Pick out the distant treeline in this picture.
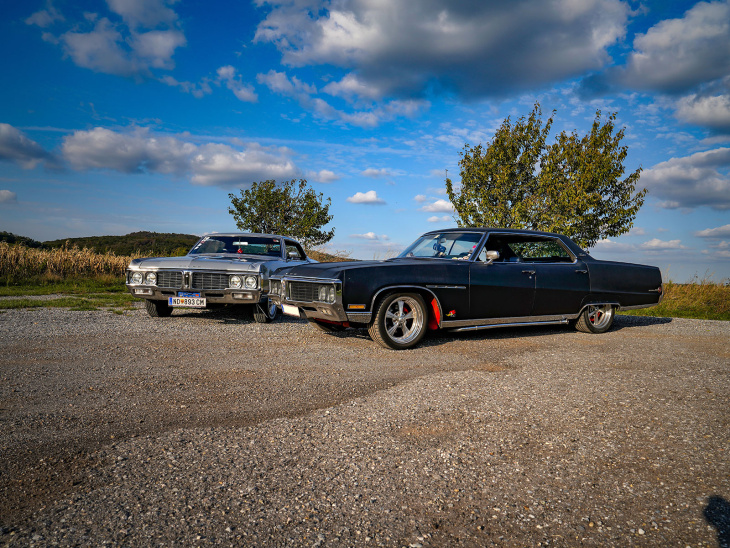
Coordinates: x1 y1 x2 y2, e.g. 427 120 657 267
1 231 199 257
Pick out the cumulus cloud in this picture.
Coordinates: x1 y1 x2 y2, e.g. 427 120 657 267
346 190 385 204
361 168 390 178
640 148 730 210
695 224 730 238
0 190 18 203
621 1 730 94
307 169 339 183
581 1 730 100
25 0 64 28
257 70 427 127
28 0 186 79
350 232 379 240
255 0 629 98
0 123 56 169
414 194 427 203
427 215 451 223
420 199 454 213
675 92 730 131
217 66 258 102
61 127 298 187
639 238 688 250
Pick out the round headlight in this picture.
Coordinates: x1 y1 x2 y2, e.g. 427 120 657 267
131 272 143 284
145 272 157 285
230 275 242 289
245 276 257 289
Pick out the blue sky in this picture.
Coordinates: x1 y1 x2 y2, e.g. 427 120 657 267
1 0 729 281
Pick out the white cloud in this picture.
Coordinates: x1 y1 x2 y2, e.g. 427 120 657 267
676 92 730 131
307 169 339 183
61 127 298 187
30 0 186 79
621 1 730 93
322 73 383 102
159 75 212 98
256 70 316 98
640 238 688 250
255 0 629 98
25 1 64 28
413 194 427 203
350 232 379 240
427 215 451 223
217 66 258 102
420 199 454 213
346 190 385 204
592 239 637 253
106 0 179 29
0 123 56 169
695 224 730 238
0 190 18 203
361 168 390 178
628 227 646 236
641 147 730 210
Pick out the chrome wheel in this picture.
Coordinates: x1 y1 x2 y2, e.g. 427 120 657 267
575 304 614 333
369 293 427 349
253 298 278 323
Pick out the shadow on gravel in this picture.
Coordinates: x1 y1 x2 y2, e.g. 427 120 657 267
612 315 673 330
704 496 730 548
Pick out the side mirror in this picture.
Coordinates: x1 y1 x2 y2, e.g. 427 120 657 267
485 250 500 265
287 250 300 260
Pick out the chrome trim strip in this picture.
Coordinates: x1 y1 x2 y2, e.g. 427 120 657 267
450 319 569 333
442 313 575 329
619 303 658 311
425 285 467 290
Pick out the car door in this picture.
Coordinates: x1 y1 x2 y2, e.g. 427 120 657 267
469 234 536 319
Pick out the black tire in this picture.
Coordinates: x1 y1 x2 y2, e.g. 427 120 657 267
308 319 346 333
253 298 278 323
145 299 172 318
575 304 614 333
368 292 427 350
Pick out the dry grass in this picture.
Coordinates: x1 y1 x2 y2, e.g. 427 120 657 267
0 241 136 283
620 278 730 321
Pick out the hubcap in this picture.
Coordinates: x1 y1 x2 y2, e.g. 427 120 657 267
384 297 423 344
587 304 613 329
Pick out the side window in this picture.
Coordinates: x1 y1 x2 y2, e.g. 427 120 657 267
285 241 305 260
508 238 573 263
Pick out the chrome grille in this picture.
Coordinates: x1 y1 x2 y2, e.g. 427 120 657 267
156 271 183 288
289 281 316 302
192 272 229 290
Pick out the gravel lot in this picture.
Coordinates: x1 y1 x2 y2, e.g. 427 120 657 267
0 305 728 547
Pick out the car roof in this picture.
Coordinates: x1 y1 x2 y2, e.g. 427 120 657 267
424 227 569 238
199 233 302 242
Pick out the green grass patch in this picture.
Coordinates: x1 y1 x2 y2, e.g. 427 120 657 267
619 280 730 321
0 276 137 312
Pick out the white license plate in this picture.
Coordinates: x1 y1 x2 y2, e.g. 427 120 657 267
282 303 300 317
169 297 206 308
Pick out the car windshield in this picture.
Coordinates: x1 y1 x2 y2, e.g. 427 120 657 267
188 236 282 257
398 232 483 260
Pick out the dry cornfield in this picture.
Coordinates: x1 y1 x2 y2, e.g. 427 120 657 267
0 242 138 281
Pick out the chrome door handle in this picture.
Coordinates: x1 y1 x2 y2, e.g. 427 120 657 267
576 270 588 274
522 270 536 275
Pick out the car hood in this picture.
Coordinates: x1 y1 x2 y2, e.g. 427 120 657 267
128 255 275 272
276 260 396 279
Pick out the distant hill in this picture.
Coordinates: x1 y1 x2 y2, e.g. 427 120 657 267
0 231 44 248
41 231 200 256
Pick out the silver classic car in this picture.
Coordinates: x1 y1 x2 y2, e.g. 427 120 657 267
126 233 313 322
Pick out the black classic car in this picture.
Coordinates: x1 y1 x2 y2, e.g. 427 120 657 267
126 233 313 322
269 228 663 349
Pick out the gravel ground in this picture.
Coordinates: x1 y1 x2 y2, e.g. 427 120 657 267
0 305 728 547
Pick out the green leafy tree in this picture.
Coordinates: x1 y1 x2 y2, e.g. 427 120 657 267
446 103 646 249
228 179 335 248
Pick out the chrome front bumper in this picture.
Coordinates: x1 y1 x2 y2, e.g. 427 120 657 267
270 275 362 323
